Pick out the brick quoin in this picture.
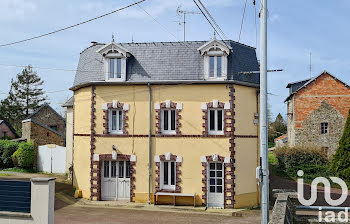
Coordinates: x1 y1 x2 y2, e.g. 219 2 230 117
294 73 350 128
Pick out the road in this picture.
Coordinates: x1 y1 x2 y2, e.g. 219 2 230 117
55 199 261 224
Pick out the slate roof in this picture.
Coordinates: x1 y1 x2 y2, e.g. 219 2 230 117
285 70 350 102
72 40 260 90
26 103 65 122
62 96 74 107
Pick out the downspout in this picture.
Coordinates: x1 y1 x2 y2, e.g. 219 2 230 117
148 83 152 204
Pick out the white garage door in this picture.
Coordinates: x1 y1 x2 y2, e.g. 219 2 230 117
37 145 66 173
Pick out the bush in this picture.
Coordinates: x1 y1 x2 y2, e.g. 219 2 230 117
273 146 330 180
0 140 19 168
331 109 350 180
12 142 34 169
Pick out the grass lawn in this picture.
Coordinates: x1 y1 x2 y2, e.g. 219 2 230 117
0 167 37 173
0 173 10 176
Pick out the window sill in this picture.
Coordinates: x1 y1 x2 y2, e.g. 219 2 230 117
106 78 124 82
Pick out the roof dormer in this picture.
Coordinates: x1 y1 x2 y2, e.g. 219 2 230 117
97 41 131 82
198 39 231 80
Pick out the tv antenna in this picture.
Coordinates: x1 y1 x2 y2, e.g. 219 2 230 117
176 5 200 41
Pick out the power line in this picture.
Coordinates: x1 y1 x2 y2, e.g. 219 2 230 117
196 0 228 40
192 0 223 40
0 0 145 48
131 0 178 41
238 0 248 43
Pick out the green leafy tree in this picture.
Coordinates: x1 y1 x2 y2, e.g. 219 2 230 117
268 113 287 144
0 65 47 131
331 109 350 180
0 85 23 131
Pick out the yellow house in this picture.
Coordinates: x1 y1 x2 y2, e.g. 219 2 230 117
69 38 260 208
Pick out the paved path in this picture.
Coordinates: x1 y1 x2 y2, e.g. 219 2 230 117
54 204 261 224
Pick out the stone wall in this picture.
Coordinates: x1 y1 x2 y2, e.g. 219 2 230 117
295 101 345 156
287 72 350 154
31 106 66 136
29 122 64 146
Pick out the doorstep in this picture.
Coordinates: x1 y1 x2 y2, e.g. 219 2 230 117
56 193 245 217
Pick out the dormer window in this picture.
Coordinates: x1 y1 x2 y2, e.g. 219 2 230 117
96 41 131 82
109 58 122 79
209 56 222 78
198 39 231 80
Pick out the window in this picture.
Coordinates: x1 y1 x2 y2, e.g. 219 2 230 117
50 125 58 131
208 109 224 134
109 109 123 134
209 162 223 193
109 58 122 79
209 56 222 78
161 109 176 134
321 122 328 134
161 161 175 190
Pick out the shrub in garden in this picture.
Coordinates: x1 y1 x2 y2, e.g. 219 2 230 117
0 140 19 168
12 142 34 168
274 145 331 181
331 109 350 180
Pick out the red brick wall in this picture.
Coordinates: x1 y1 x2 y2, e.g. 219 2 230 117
294 73 350 128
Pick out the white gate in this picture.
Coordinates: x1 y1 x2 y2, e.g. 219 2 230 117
37 144 66 173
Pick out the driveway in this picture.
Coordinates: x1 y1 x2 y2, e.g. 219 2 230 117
54 203 261 224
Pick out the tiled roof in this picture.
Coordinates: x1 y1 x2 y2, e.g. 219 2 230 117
0 119 19 138
72 40 260 89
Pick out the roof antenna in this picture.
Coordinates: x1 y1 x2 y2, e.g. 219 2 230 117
176 5 200 42
309 52 312 78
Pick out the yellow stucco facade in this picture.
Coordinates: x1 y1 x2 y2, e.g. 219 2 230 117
72 83 259 208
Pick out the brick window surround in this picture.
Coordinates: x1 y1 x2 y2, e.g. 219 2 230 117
154 152 182 193
201 154 233 208
201 100 232 137
102 100 129 135
91 153 136 202
154 100 182 136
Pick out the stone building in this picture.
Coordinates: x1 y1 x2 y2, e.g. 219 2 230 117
21 104 66 146
0 120 19 139
285 71 350 155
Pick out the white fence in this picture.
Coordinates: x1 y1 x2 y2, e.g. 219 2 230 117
38 144 66 173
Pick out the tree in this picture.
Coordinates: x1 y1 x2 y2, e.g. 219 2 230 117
331 109 350 180
12 65 47 117
0 65 47 131
268 113 287 144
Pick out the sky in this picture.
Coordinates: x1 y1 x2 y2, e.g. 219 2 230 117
0 0 349 119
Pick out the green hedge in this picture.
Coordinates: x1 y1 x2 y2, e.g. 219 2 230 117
273 146 332 181
12 142 34 168
0 140 19 168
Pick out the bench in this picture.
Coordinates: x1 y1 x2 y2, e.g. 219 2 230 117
154 192 196 207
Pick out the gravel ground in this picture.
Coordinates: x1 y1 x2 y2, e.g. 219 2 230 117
54 204 261 224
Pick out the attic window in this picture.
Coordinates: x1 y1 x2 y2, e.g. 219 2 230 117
197 39 231 80
96 42 130 82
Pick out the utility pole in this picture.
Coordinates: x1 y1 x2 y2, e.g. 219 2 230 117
260 0 269 223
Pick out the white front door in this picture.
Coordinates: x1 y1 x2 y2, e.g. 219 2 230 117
101 160 117 200
207 162 224 208
117 161 131 200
